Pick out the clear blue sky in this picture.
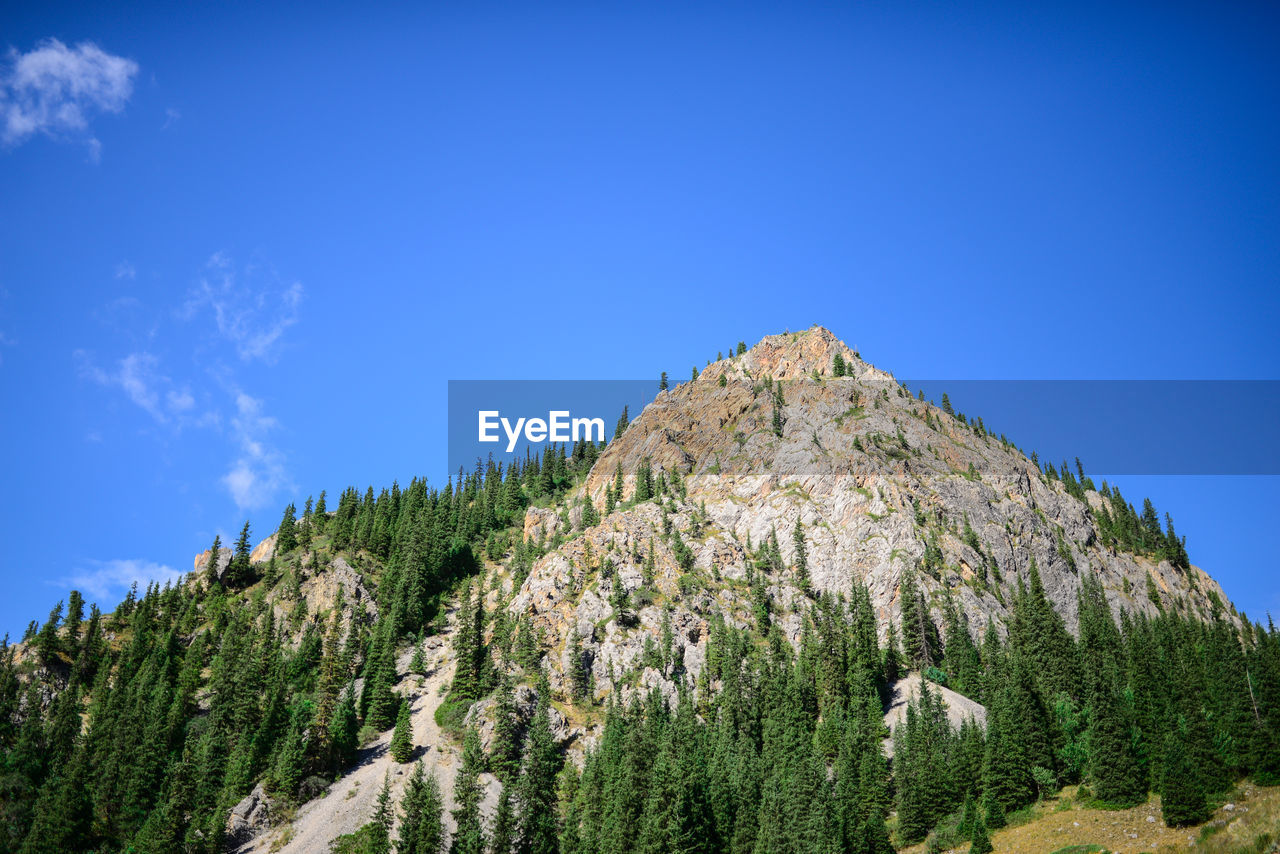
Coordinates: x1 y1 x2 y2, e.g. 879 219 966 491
1 1 1277 636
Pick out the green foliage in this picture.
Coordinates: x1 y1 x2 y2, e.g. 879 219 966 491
1161 728 1210 826
452 728 487 854
390 698 414 763
0 414 1275 854
968 812 993 854
395 762 445 854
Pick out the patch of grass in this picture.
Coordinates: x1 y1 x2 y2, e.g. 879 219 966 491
1048 845 1108 854
833 405 865 426
329 822 385 853
1198 822 1228 843
433 692 472 739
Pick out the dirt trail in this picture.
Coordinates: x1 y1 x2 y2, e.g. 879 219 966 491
242 612 478 853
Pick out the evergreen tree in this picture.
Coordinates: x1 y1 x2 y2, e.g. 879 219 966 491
490 787 514 854
658 372 668 392
225 521 254 588
205 533 223 584
64 591 83 646
398 762 446 854
968 812 993 854
515 679 561 854
792 519 809 593
1160 728 1210 826
391 698 414 763
567 627 590 702
490 676 522 784
369 773 394 854
278 502 298 554
452 728 486 854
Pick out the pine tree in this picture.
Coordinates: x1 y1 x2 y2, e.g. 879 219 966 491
34 601 62 666
792 519 809 593
968 812 993 854
490 676 522 784
330 686 360 768
634 458 653 503
369 772 394 854
567 627 590 702
278 502 298 554
1161 728 1210 826
452 728 487 854
658 372 668 391
391 698 414 763
490 786 515 854
452 582 479 700
772 382 785 437
64 590 83 646
205 534 223 584
397 762 446 854
832 352 846 377
225 521 254 587
515 679 561 854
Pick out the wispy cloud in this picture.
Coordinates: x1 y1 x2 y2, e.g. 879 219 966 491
1 39 138 154
78 252 301 514
114 260 136 280
56 558 182 602
182 253 304 363
162 107 180 129
75 350 199 426
222 390 290 510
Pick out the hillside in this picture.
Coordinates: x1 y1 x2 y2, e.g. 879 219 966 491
513 327 1232 717
0 326 1276 854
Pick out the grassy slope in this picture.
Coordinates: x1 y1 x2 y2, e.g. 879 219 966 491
899 784 1280 854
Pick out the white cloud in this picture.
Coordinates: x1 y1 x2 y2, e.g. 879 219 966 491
57 558 182 602
1 39 139 149
222 390 290 510
75 350 200 425
162 107 180 129
167 388 195 412
183 253 304 363
114 260 136 280
77 252 301 514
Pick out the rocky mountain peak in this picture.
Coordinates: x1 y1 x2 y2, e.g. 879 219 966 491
517 327 1233 715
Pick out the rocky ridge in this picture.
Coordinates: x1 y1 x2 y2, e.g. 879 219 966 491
507 326 1233 746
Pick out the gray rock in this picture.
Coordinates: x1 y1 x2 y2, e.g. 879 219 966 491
225 783 273 848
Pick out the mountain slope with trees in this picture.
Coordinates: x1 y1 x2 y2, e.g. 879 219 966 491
1 327 1276 853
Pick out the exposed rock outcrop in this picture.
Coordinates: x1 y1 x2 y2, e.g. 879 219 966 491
505 326 1233 736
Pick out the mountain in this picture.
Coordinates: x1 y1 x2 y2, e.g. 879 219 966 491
1 326 1275 854
513 326 1232 714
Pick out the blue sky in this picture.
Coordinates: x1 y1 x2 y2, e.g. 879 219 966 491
0 1 1277 635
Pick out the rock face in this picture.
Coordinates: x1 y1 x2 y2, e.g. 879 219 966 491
506 326 1233 736
226 783 273 848
464 683 574 756
193 546 232 579
882 673 986 757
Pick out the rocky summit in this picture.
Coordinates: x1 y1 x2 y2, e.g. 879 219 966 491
512 326 1230 727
